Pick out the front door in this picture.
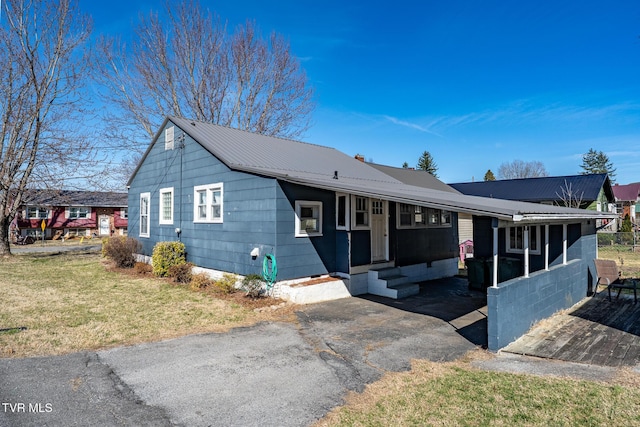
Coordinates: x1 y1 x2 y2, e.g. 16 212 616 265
371 199 387 262
99 216 110 236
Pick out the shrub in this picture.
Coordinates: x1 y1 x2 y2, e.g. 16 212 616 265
168 262 193 284
102 236 141 268
134 262 153 275
190 273 213 291
212 273 238 294
152 241 186 277
241 274 265 298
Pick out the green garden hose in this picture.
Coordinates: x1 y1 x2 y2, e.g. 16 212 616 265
262 253 277 289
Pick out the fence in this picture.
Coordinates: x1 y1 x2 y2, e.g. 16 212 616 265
597 232 640 247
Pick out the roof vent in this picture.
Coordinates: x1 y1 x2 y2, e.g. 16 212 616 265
333 171 339 180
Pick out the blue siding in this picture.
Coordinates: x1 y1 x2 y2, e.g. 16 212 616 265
128 121 278 277
275 182 337 280
128 122 346 281
389 203 459 266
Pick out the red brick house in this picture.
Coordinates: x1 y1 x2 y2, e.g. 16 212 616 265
12 190 128 241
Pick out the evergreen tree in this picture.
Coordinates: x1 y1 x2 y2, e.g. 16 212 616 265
416 151 438 177
484 169 496 181
580 148 616 183
402 162 409 169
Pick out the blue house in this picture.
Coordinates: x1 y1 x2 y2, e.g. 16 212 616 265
127 117 616 350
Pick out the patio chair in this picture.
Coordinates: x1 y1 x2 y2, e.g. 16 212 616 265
593 259 638 303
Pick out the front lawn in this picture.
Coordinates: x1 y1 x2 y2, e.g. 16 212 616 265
0 252 289 357
316 356 640 427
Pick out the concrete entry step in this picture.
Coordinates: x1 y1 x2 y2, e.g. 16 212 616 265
368 268 419 299
388 282 420 299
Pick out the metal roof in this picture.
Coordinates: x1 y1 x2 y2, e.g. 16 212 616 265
23 190 128 207
129 117 616 223
449 174 614 204
612 182 640 202
368 163 460 194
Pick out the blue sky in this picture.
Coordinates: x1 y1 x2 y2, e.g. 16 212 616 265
88 0 640 184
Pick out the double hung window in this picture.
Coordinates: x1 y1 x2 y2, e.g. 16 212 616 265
194 183 223 223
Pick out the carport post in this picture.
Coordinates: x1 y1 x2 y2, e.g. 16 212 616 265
524 225 530 278
562 224 568 265
492 219 498 288
544 224 550 270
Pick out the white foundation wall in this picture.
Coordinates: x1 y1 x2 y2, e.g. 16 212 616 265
397 258 459 283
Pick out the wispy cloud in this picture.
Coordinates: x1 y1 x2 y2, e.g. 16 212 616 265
383 115 442 137
425 99 640 132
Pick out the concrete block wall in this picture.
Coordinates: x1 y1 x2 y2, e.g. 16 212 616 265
487 234 596 351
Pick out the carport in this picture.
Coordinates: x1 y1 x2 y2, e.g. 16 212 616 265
315 174 618 351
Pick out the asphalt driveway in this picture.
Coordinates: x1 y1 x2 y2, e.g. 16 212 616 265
0 294 480 427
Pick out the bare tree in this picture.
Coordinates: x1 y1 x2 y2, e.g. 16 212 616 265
0 0 94 256
498 160 549 179
556 180 585 208
94 0 315 156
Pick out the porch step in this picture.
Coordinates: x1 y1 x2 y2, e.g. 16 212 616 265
388 282 421 299
367 268 420 299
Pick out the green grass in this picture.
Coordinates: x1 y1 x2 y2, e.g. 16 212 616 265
598 245 640 277
317 358 640 427
0 252 263 357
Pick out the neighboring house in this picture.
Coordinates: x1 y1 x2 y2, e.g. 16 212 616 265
450 174 616 240
127 116 615 350
612 182 640 228
13 190 128 240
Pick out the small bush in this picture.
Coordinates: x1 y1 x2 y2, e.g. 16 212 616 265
134 262 153 275
168 263 193 284
152 241 186 277
241 274 265 298
212 273 238 294
102 237 141 268
190 273 213 291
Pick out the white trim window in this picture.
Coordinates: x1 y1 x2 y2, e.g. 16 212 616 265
295 201 323 237
427 208 452 228
26 207 48 219
159 187 174 225
351 196 370 229
140 192 150 237
194 183 223 223
67 206 91 219
121 208 128 219
336 193 349 231
397 203 427 228
165 126 175 150
506 225 541 255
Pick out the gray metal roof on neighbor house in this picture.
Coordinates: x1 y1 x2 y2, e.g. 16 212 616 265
368 163 460 194
129 117 617 223
449 174 614 204
24 190 128 207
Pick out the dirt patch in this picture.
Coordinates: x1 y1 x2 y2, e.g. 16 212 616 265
290 276 342 287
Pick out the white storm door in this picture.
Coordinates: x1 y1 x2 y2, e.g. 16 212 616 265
99 216 110 236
